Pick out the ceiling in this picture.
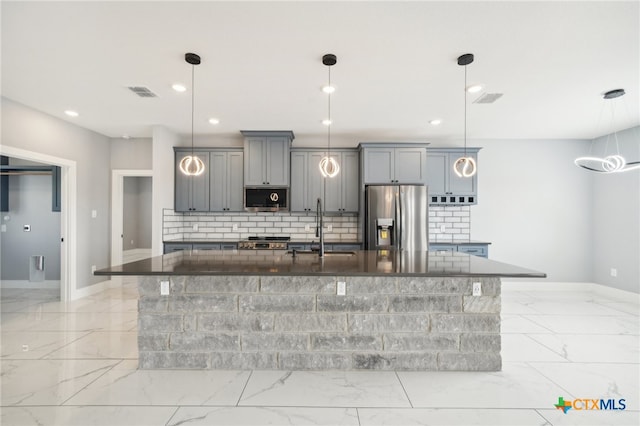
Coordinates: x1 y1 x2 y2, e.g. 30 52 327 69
2 1 639 145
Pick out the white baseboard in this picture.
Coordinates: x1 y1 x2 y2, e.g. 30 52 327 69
1 280 60 289
502 281 639 304
71 279 118 300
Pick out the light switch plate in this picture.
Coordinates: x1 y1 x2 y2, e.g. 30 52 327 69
160 280 170 295
472 282 482 296
337 281 346 296
91 210 97 218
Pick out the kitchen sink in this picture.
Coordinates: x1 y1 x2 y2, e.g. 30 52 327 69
287 250 356 257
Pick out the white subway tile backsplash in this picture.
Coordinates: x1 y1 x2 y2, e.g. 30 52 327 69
163 204 469 242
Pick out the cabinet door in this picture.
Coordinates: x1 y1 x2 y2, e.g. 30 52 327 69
265 137 289 185
341 151 359 212
457 244 488 258
244 138 266 185
209 152 227 212
426 151 448 198
307 152 325 210
290 151 307 212
323 153 342 212
175 152 210 212
394 148 426 184
226 152 244 211
363 148 394 183
448 152 477 196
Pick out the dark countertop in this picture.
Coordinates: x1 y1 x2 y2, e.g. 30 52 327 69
95 249 544 278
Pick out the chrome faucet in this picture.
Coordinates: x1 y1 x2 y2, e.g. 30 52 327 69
316 197 324 257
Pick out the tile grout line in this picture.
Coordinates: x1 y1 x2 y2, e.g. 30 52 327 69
235 369 254 407
394 370 414 409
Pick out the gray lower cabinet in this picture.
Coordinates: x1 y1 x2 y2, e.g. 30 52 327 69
210 151 244 212
164 242 238 253
360 144 428 184
426 148 479 205
175 150 210 212
288 242 362 251
164 243 192 253
242 131 293 186
429 243 488 258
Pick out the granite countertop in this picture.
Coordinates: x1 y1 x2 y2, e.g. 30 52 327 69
96 250 544 278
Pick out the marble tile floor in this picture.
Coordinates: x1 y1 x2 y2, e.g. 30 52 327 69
1 281 638 426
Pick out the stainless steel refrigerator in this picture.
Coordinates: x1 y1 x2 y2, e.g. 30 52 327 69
365 185 429 251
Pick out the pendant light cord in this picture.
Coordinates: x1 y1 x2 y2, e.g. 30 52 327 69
463 64 467 157
191 63 195 157
327 65 332 159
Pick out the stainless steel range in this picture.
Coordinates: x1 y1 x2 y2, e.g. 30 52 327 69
237 236 290 250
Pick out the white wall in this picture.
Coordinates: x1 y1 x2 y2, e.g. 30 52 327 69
151 126 178 256
1 97 111 289
591 126 640 293
110 138 152 169
471 139 592 282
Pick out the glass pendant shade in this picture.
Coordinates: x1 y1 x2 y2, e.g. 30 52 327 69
179 155 206 176
319 156 340 178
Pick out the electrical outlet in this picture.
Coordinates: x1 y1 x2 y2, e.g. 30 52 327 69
305 224 311 232
160 280 170 295
193 224 198 231
440 224 446 232
0 224 6 232
337 281 346 296
91 265 97 274
130 240 134 245
22 344 29 352
610 268 617 277
327 225 332 232
91 210 97 218
472 282 482 296
232 223 238 231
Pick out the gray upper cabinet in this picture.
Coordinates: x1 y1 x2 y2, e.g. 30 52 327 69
175 150 210 212
241 131 294 186
291 149 359 213
324 150 359 213
290 150 325 212
210 150 244 212
175 148 243 212
360 144 428 184
426 147 479 205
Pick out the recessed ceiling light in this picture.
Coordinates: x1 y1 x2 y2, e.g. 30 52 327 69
466 84 483 93
208 118 220 125
322 119 332 126
429 119 442 126
172 84 187 92
64 110 79 117
322 85 335 94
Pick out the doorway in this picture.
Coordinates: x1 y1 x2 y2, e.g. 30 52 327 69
0 145 76 302
111 170 153 268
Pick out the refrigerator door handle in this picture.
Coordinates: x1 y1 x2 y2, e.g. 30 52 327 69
395 188 402 250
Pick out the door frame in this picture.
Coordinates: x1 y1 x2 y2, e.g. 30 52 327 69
111 170 153 267
0 145 77 301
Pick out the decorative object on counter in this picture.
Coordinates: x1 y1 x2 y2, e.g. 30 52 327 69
178 52 206 177
453 53 478 178
574 89 640 173
319 53 340 178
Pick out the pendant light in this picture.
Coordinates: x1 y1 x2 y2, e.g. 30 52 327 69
319 53 340 178
453 53 477 178
179 52 205 176
574 89 640 173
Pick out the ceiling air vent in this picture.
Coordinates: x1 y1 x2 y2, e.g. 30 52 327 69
127 86 158 98
474 93 503 104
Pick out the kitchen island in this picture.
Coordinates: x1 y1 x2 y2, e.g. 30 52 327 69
96 249 545 371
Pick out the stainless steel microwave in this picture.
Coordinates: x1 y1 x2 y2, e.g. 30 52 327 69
244 187 288 212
